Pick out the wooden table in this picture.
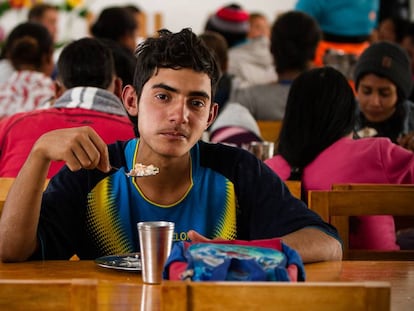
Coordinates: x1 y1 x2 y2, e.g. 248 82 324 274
0 260 412 310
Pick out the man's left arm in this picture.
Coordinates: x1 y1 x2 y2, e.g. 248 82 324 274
282 227 342 263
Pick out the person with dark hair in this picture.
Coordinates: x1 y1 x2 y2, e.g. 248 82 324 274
90 6 138 54
205 3 277 88
0 5 59 84
265 66 414 250
0 28 341 263
376 16 410 43
27 3 59 43
353 41 414 150
230 10 321 121
0 22 55 118
0 37 135 178
97 38 138 136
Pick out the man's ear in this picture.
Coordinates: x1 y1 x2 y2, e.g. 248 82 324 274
206 102 219 129
122 84 138 116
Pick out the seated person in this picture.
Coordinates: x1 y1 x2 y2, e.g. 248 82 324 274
353 41 414 151
205 4 277 88
0 28 342 264
209 103 262 147
265 66 414 251
230 10 321 121
0 22 55 118
0 38 135 178
90 6 138 54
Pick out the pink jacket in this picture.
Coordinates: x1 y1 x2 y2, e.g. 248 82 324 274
265 137 414 250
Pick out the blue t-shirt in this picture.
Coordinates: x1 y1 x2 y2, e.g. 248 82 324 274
35 139 339 260
295 0 379 37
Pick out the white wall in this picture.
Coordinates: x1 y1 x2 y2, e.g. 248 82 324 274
0 0 297 43
88 0 297 34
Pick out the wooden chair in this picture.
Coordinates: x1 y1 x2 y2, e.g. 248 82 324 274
308 189 414 260
285 180 301 200
0 279 97 311
332 183 414 242
0 178 49 215
161 281 390 311
256 120 282 143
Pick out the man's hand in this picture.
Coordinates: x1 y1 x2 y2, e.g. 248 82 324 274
32 126 111 172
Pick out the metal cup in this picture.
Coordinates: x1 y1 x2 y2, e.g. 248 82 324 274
243 141 275 161
137 221 175 284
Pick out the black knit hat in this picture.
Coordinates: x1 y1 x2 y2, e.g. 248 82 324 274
354 41 412 98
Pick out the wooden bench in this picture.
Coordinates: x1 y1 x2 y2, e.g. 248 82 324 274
161 281 390 311
0 279 97 311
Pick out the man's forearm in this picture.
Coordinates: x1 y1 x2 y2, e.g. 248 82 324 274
282 227 343 263
0 150 50 262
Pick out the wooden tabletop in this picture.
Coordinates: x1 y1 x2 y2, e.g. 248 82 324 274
0 260 412 311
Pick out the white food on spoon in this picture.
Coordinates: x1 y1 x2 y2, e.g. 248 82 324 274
127 163 160 177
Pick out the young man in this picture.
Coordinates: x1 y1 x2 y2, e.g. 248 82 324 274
0 29 342 263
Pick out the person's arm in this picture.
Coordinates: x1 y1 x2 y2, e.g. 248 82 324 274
188 228 342 263
281 227 342 263
397 131 414 151
0 126 110 262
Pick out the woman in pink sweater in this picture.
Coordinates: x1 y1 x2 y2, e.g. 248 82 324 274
265 67 414 250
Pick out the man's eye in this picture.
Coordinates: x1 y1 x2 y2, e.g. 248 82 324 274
361 88 372 95
155 94 168 100
191 100 205 107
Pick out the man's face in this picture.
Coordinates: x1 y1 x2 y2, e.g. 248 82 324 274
356 73 398 122
136 68 217 158
39 9 58 42
248 16 270 39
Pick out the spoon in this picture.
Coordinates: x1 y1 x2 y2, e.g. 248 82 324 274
111 164 159 177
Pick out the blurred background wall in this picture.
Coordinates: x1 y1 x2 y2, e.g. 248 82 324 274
0 0 297 44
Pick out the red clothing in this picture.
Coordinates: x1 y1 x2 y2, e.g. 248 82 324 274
0 107 135 178
265 137 414 250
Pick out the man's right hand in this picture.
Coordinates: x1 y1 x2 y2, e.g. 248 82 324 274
31 126 111 173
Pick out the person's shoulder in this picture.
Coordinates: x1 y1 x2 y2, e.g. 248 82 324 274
0 108 52 131
352 136 409 156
